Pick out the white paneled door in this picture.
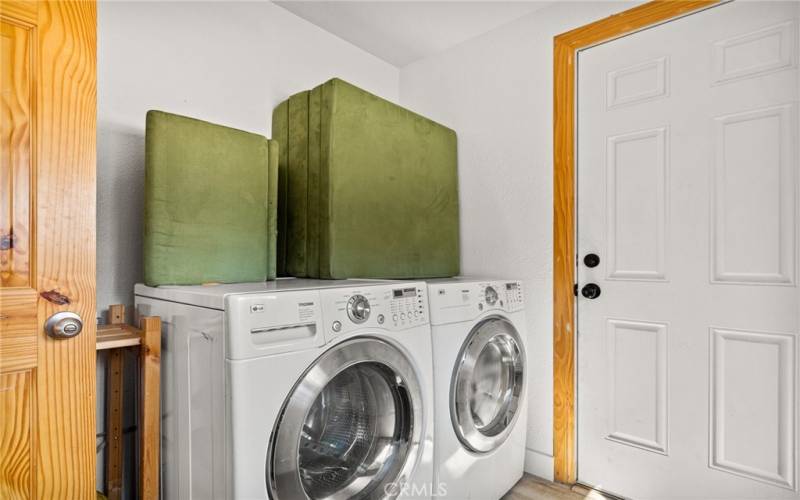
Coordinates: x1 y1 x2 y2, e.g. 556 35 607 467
577 2 799 498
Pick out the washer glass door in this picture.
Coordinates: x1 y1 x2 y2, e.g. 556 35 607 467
268 338 423 500
451 317 525 453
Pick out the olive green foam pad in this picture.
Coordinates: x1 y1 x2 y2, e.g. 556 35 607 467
144 110 278 286
272 100 290 276
272 90 322 278
273 78 460 279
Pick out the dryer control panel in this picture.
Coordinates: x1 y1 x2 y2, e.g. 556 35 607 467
320 282 428 338
428 280 525 325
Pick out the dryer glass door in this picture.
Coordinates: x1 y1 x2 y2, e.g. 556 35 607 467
268 338 423 500
451 317 525 453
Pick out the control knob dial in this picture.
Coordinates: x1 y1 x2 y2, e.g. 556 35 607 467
347 295 371 323
485 286 499 306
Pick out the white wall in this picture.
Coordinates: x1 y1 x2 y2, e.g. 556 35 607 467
97 0 399 318
398 1 637 479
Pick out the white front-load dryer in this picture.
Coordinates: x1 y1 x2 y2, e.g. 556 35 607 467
135 279 435 500
427 278 528 500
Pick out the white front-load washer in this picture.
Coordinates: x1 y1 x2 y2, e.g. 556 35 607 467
427 278 528 500
135 279 435 500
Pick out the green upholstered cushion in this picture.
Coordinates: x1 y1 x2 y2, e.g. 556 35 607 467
273 78 459 279
307 86 322 278
320 79 459 278
286 91 310 277
143 110 278 286
267 137 279 280
271 101 289 276
273 90 322 278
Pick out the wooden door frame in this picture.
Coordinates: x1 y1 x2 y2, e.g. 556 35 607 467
552 0 722 484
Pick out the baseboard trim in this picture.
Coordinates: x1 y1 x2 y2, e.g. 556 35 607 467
524 448 554 481
572 483 625 500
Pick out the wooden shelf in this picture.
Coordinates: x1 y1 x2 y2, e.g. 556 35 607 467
96 324 142 351
96 304 161 500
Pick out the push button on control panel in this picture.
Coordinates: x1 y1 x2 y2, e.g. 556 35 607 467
390 286 426 327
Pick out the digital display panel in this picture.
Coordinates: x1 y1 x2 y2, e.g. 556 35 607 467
393 288 417 298
506 283 518 290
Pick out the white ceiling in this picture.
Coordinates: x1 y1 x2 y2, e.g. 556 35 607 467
273 1 553 67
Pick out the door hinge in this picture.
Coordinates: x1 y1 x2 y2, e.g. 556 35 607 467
573 283 578 297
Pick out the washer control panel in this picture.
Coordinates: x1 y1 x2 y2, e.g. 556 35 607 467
475 281 523 313
428 280 525 325
320 283 428 338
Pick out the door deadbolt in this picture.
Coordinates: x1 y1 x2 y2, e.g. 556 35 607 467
581 283 601 299
45 311 83 339
584 253 600 268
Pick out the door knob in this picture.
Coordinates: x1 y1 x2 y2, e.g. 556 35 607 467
584 253 600 268
581 283 601 299
45 312 83 339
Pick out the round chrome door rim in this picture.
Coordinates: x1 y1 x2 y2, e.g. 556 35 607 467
450 316 525 454
267 337 424 500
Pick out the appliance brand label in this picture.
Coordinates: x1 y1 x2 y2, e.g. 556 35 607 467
298 302 316 322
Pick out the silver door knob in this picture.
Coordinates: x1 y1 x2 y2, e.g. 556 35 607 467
45 311 83 339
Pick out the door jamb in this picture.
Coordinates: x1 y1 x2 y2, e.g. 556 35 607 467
552 0 721 484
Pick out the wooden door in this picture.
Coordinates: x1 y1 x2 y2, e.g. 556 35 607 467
577 1 798 498
1 1 96 498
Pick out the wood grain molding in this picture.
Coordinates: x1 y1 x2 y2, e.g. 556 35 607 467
35 2 97 497
552 0 720 484
1 0 97 497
